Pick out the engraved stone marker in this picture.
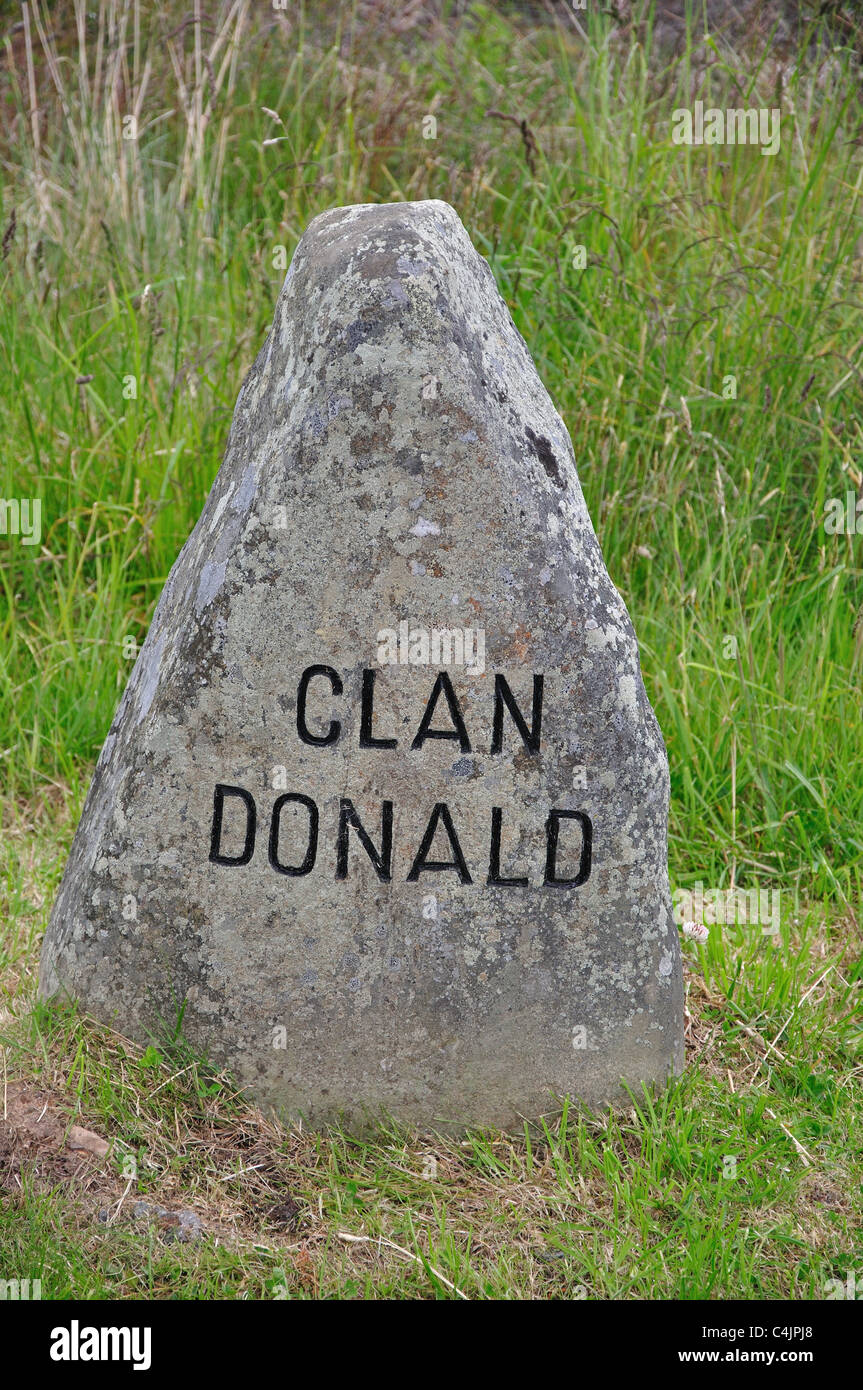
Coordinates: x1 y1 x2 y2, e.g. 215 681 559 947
40 200 684 1130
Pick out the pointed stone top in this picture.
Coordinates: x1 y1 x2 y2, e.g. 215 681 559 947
40 199 683 1131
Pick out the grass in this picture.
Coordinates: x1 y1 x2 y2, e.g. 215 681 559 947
1 894 860 1299
0 0 862 1298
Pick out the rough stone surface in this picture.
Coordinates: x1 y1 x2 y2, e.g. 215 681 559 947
131 1202 204 1243
40 199 684 1131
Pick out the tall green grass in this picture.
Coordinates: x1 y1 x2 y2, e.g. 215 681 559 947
0 0 861 1305
1 0 861 917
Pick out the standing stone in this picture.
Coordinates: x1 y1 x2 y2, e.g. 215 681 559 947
40 200 684 1131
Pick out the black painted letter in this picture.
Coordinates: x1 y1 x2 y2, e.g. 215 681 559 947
407 802 473 882
487 806 529 886
297 664 342 746
209 784 256 866
336 798 393 881
359 668 398 749
269 793 319 876
544 809 592 886
411 672 471 752
491 673 544 754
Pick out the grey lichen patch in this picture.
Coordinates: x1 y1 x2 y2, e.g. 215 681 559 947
40 199 683 1133
195 560 227 617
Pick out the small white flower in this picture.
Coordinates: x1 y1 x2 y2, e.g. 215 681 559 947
682 920 709 944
